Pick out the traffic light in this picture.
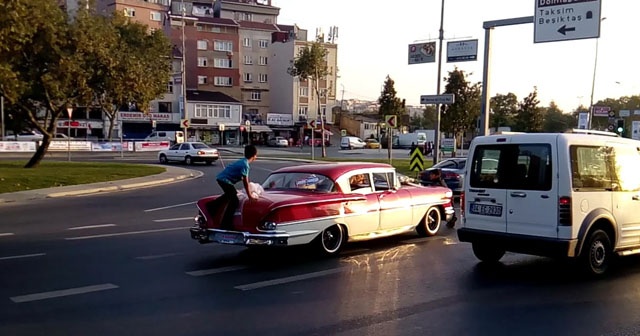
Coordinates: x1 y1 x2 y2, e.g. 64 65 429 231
616 119 625 134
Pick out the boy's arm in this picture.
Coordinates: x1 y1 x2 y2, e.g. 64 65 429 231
242 176 257 200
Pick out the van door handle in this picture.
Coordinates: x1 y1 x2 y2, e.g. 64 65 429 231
510 192 527 198
633 195 640 201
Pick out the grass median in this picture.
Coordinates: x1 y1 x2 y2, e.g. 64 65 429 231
0 161 165 194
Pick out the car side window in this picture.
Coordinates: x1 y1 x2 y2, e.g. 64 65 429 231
570 145 613 191
373 172 395 191
611 146 640 192
179 143 190 151
169 144 181 150
348 173 372 194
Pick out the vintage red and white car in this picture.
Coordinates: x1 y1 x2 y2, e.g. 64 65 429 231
190 162 455 255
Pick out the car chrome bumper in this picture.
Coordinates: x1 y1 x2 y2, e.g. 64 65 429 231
190 226 289 246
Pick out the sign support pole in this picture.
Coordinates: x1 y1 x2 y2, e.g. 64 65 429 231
433 0 445 165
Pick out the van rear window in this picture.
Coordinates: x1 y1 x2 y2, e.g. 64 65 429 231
470 144 552 191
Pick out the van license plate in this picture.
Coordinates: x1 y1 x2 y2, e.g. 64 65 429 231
469 203 503 217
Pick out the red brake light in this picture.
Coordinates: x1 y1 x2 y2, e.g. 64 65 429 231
444 172 460 179
558 196 571 226
460 191 465 215
559 197 571 206
197 150 206 155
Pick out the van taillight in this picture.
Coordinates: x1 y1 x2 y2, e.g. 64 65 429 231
460 191 465 216
558 196 571 226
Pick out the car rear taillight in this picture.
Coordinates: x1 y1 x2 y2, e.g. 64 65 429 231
558 196 571 226
443 172 460 179
197 150 206 155
460 191 465 215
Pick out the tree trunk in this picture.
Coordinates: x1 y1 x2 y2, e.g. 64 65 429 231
314 78 326 158
24 136 51 168
105 109 116 142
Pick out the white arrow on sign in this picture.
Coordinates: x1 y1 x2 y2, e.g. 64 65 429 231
420 94 455 105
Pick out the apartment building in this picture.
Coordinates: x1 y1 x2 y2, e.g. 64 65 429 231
270 27 339 141
96 0 169 33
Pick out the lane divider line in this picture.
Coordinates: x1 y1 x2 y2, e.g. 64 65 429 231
144 202 196 213
0 253 46 261
186 265 248 277
67 224 116 231
135 253 181 260
10 283 119 303
65 227 190 241
0 233 15 237
234 267 347 291
152 217 193 223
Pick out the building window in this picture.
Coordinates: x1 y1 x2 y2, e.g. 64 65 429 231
243 55 253 65
244 73 253 83
124 8 135 17
167 81 173 93
197 57 208 67
197 40 208 50
196 25 203 31
299 87 309 97
211 26 221 33
242 37 252 47
214 58 232 68
214 40 233 52
214 76 233 86
321 106 326 116
150 11 162 21
259 56 268 65
195 104 231 118
198 76 207 84
250 91 261 101
259 73 267 83
259 39 269 48
158 102 172 113
298 106 308 116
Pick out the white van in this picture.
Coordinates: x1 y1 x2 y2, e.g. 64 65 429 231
144 131 185 144
340 136 365 150
458 129 640 275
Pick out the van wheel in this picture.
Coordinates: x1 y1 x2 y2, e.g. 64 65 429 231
316 225 344 256
580 229 612 276
184 156 193 165
159 154 168 164
417 207 441 237
472 243 505 263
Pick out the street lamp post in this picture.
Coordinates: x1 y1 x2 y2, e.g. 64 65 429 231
245 120 251 145
66 106 73 162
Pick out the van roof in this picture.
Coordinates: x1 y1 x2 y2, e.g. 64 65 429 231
472 131 639 146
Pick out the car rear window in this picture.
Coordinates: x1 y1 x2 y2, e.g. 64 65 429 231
192 143 209 149
470 144 552 191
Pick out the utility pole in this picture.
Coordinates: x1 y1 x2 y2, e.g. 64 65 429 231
181 1 189 140
433 0 445 165
1 95 4 140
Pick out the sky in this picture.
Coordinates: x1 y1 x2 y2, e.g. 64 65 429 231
272 0 639 113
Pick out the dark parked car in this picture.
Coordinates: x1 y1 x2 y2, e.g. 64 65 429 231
419 158 467 196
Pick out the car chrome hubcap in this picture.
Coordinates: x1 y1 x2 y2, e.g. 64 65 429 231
323 227 341 252
427 210 438 231
591 241 605 266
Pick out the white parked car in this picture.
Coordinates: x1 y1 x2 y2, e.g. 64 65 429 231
268 136 289 147
3 131 43 141
340 136 366 150
158 142 219 165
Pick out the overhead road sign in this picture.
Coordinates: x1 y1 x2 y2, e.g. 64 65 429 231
534 0 601 43
409 147 424 172
420 94 455 105
384 115 397 128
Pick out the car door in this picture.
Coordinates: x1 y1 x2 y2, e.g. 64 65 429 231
465 144 509 233
177 143 191 160
505 143 557 237
374 172 412 230
610 144 640 247
166 144 181 160
342 173 380 236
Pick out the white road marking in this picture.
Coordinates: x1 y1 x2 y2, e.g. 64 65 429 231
153 217 193 223
10 283 119 303
0 233 15 237
186 265 248 277
135 253 181 260
144 201 196 213
235 267 347 291
65 227 190 241
67 224 116 231
0 253 46 261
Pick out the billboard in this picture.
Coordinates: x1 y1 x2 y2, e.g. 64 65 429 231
633 121 640 141
591 106 610 117
577 112 589 129
447 39 478 62
408 42 436 64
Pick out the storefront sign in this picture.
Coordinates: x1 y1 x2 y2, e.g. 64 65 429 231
266 113 294 126
118 112 173 122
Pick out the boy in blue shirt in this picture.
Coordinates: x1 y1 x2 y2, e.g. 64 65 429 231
213 145 258 230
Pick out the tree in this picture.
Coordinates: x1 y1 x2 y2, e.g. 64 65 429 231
441 69 481 154
0 0 93 168
377 75 403 159
81 12 171 140
490 92 518 130
514 88 544 132
288 41 329 158
410 105 437 130
542 101 574 133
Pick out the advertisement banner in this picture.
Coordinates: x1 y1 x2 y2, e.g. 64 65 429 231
577 112 589 129
447 39 478 62
632 121 640 141
0 141 37 152
47 141 92 151
135 141 170 152
91 142 130 152
592 106 611 117
441 138 456 153
408 42 436 64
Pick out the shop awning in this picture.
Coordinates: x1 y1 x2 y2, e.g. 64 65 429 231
249 125 273 133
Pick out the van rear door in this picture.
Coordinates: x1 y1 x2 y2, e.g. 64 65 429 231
465 143 508 233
